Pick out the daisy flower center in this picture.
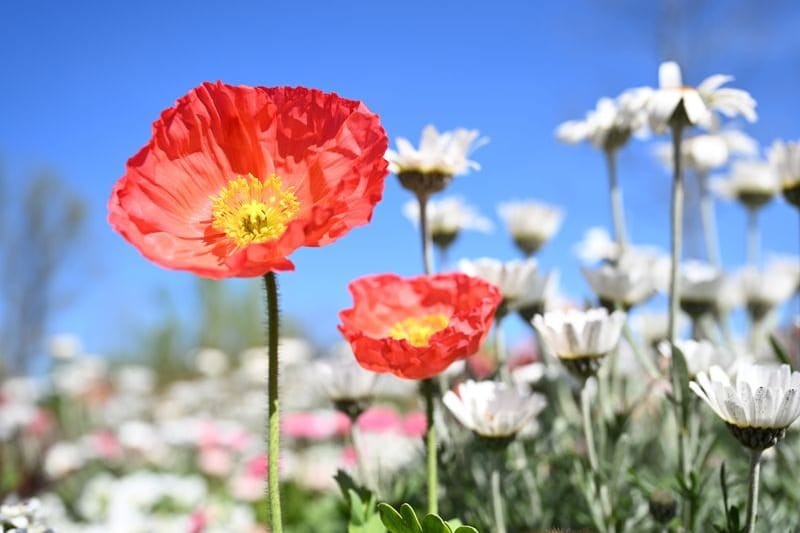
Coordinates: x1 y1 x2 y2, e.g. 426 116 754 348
388 313 449 347
211 175 300 247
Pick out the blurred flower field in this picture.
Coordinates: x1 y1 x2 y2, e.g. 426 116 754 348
1 41 800 533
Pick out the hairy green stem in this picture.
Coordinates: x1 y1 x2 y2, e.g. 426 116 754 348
423 378 438 514
605 148 628 248
745 449 762 533
264 272 283 533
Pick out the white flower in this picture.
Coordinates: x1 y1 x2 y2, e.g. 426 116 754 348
533 308 627 360
680 260 724 307
647 61 757 133
192 348 229 377
402 196 493 238
690 363 800 433
556 89 651 150
385 124 487 176
497 200 564 255
458 258 556 311
43 442 85 479
658 340 735 378
443 380 546 438
0 498 53 533
114 365 156 396
316 355 377 403
48 334 82 361
711 159 779 209
654 129 758 174
573 227 619 264
738 258 800 319
582 252 657 308
768 139 800 190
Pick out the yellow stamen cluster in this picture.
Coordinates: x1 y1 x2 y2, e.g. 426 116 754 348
210 174 300 248
389 313 449 347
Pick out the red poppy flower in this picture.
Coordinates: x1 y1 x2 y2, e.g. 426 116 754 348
109 82 389 278
338 273 502 380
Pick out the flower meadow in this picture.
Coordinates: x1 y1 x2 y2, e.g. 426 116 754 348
1 62 800 533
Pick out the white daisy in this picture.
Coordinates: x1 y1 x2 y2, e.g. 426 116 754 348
386 124 487 177
690 363 800 449
556 88 651 151
582 252 658 309
443 380 546 440
738 258 800 321
679 260 725 318
768 139 800 208
654 129 758 175
533 308 626 379
402 196 493 250
647 61 757 134
459 258 556 317
497 200 564 256
573 227 620 264
711 160 780 210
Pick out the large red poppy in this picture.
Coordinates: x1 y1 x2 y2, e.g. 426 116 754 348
338 273 501 380
109 82 389 278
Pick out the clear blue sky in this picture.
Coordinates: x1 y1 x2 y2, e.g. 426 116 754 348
1 0 798 355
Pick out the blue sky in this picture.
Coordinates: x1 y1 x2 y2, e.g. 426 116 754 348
1 0 798 355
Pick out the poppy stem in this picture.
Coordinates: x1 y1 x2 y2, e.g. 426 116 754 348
745 448 762 533
263 272 283 533
604 147 628 249
422 378 438 515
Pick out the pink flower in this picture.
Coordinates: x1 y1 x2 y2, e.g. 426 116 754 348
401 412 427 438
282 411 349 440
356 406 401 433
199 447 233 477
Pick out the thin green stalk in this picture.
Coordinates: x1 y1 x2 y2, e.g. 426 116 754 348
668 122 690 477
417 193 439 514
491 465 507 533
698 172 720 267
581 382 611 526
263 272 283 533
423 378 438 515
605 148 628 248
746 207 759 267
745 449 762 533
667 123 684 346
418 193 434 275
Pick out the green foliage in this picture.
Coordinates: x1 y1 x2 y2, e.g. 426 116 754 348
377 503 478 533
335 470 385 533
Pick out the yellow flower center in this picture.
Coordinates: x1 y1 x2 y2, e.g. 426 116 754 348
210 175 300 247
388 313 449 347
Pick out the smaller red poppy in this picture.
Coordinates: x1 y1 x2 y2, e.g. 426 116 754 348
338 273 501 380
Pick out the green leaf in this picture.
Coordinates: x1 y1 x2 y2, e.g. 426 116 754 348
453 527 480 533
399 504 423 533
770 334 793 369
420 514 451 533
671 344 691 426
